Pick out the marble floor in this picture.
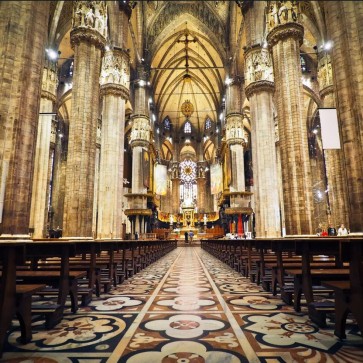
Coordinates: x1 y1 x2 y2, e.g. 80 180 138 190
1 246 363 362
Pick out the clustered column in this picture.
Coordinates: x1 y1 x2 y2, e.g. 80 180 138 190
225 78 246 192
170 162 180 216
63 1 107 237
317 54 349 228
196 162 207 214
97 48 130 239
245 47 281 237
324 1 363 232
127 65 152 236
0 2 50 236
29 59 58 238
267 1 313 235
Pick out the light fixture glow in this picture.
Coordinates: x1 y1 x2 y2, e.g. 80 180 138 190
46 48 58 60
225 77 232 85
323 41 333 51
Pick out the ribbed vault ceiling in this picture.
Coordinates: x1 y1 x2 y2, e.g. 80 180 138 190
150 22 225 135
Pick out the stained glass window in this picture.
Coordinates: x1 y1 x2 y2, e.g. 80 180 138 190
184 121 191 134
205 117 212 130
180 159 197 206
163 117 171 130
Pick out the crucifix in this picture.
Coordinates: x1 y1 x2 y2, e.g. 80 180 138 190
177 30 197 75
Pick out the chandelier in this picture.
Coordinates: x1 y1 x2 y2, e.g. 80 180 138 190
181 99 194 118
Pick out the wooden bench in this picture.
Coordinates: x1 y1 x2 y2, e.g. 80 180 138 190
15 269 87 328
321 239 363 339
15 284 46 343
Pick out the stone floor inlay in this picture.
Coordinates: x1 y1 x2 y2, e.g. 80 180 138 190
1 246 363 363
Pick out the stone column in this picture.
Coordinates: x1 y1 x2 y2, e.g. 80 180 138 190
317 53 349 228
125 66 152 233
267 1 313 235
324 2 363 232
170 162 180 215
225 78 246 192
244 47 281 237
63 1 107 237
197 162 207 213
97 48 130 239
29 59 58 238
242 1 281 237
0 2 50 236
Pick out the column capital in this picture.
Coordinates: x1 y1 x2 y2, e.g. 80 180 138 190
170 161 180 180
130 114 151 148
245 80 274 99
100 84 130 99
70 27 106 51
41 60 58 102
244 46 274 88
267 22 304 48
225 113 247 147
317 53 333 94
100 48 130 95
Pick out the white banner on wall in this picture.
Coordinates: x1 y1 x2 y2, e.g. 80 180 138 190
210 163 223 195
319 108 341 149
154 164 167 196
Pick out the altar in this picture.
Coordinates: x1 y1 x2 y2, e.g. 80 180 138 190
182 207 195 228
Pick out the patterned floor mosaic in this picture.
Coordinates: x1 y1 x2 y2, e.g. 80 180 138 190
1 246 363 362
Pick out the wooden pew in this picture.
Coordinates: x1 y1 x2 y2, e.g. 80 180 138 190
24 241 79 329
0 240 27 357
321 238 363 338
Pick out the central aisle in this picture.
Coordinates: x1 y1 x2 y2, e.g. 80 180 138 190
111 246 255 362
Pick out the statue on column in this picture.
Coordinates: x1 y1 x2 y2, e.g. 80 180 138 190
73 1 107 37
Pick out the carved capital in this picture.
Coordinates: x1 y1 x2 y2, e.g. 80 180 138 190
130 115 151 146
226 138 246 147
41 90 57 103
267 22 304 48
72 1 108 38
70 27 106 51
170 161 180 179
266 1 301 33
318 53 333 91
41 65 58 99
100 48 130 91
130 139 150 148
225 113 247 146
245 80 275 98
244 46 274 86
100 84 130 99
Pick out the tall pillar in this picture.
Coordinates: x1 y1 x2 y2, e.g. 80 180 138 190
225 79 246 192
197 162 207 213
317 54 349 228
97 48 130 239
267 1 313 235
63 1 107 237
244 47 280 237
29 59 58 238
170 162 180 215
0 2 50 236
324 2 363 232
242 1 281 237
125 66 152 232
